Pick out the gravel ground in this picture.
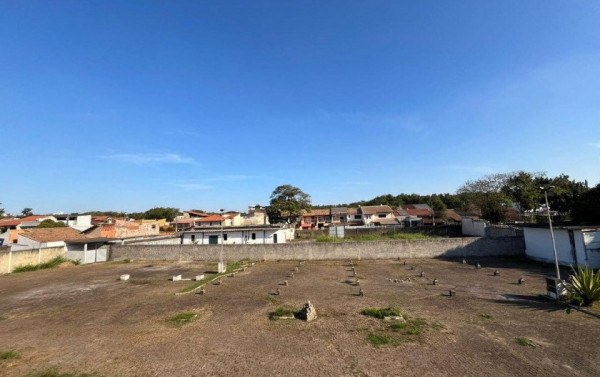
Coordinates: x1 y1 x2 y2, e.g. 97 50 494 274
0 258 598 377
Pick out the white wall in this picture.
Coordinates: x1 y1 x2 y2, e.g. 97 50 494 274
462 218 487 237
523 228 600 268
182 229 288 245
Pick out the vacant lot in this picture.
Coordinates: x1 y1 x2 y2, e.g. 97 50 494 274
0 258 598 377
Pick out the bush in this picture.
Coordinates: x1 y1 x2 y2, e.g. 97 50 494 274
361 306 402 319
566 266 600 306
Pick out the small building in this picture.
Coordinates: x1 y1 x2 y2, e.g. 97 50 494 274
523 226 600 268
182 225 294 245
13 227 86 251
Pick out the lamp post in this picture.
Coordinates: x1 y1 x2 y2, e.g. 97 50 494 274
219 208 226 273
540 186 560 281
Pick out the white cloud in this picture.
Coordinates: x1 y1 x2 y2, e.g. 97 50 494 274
101 153 195 164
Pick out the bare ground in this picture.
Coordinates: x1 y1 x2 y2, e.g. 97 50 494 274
0 258 598 377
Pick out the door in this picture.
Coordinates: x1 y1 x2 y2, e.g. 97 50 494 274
273 233 278 244
209 235 219 245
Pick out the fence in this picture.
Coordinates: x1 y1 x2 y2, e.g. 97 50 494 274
295 225 462 240
110 236 525 262
0 246 65 274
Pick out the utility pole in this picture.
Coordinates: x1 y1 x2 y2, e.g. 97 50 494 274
540 186 560 281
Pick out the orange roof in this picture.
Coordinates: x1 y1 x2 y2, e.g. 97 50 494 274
196 215 224 222
404 208 432 217
0 219 22 227
184 210 209 217
20 228 86 243
303 209 330 217
20 215 50 222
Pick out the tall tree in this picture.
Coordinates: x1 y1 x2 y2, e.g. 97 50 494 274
37 219 66 228
21 208 33 216
0 202 4 218
141 207 180 221
572 183 600 225
457 173 512 222
428 195 447 221
267 184 311 224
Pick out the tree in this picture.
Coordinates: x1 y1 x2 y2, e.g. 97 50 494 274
141 207 180 221
572 183 600 225
21 208 33 216
267 185 311 224
0 202 4 218
428 195 447 222
37 219 66 228
457 173 512 223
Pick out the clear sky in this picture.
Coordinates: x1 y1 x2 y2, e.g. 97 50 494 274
1 1 599 214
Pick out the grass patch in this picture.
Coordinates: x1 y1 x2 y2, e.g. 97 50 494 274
0 315 6 321
166 311 198 327
13 257 67 273
367 333 396 347
479 313 492 319
515 337 537 348
25 369 97 377
0 350 19 360
269 306 298 320
361 306 401 319
71 259 81 266
362 308 437 346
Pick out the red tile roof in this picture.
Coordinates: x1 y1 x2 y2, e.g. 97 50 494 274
303 209 330 217
0 219 22 227
360 205 394 215
20 215 50 222
184 210 209 217
196 215 224 222
20 227 86 243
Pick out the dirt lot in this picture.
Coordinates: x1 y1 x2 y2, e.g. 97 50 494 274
0 258 598 377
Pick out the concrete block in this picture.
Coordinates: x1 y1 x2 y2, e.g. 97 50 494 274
172 274 182 281
195 274 205 281
119 274 130 281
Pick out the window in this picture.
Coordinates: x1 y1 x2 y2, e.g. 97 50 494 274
252 233 256 240
151 224 156 229
13 239 17 244
354 215 361 220
191 235 196 242
224 234 228 241
378 214 386 218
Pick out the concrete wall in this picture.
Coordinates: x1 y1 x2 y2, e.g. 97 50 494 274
109 237 525 262
523 227 600 268
462 218 487 237
0 246 65 274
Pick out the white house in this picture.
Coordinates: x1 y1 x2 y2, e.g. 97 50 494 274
359 205 397 227
12 227 86 251
523 226 600 268
182 226 294 245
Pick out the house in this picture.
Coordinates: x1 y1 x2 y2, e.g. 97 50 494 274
359 205 397 227
444 209 463 224
83 219 160 239
0 215 58 245
346 208 364 226
13 227 86 251
401 204 444 226
522 226 600 268
223 212 243 226
182 225 294 245
300 209 332 229
243 205 270 226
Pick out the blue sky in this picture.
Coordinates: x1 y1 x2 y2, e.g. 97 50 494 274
1 1 599 214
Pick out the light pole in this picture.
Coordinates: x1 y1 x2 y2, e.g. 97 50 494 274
219 208 226 273
540 186 560 281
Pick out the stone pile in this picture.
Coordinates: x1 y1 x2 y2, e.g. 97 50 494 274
298 301 317 322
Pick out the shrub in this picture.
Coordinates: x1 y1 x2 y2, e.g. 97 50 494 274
565 266 600 306
13 257 66 273
367 333 396 346
361 306 401 319
0 350 19 360
269 307 297 320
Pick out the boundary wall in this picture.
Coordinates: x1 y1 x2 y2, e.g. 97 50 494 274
110 237 525 262
0 246 65 274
